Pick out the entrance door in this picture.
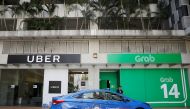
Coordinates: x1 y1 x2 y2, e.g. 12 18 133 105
68 69 88 93
100 71 119 91
0 69 44 106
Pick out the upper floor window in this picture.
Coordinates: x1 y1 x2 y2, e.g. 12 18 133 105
0 19 17 31
98 17 169 30
181 5 189 16
30 0 89 4
147 0 158 4
24 18 90 30
0 0 19 5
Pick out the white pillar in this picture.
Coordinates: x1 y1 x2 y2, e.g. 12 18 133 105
88 68 99 89
90 21 98 30
17 19 25 30
185 41 190 53
42 69 68 105
89 39 99 53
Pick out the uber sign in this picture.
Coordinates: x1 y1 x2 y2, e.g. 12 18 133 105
49 81 61 94
7 54 80 64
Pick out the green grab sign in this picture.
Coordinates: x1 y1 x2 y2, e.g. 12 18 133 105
120 69 190 107
108 53 182 64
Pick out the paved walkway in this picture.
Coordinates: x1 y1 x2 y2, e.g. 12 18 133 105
0 106 189 109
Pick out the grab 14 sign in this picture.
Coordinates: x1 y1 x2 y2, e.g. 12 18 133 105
161 83 180 99
146 69 188 104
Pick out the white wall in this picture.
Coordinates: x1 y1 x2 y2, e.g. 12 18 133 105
81 39 107 64
88 68 99 89
0 54 8 64
43 69 68 105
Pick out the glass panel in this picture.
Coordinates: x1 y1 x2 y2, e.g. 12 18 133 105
105 92 123 101
0 69 44 106
68 71 88 93
0 19 17 31
78 91 105 100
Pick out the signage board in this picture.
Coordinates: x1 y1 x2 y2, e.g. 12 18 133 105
81 81 86 86
108 53 182 64
7 54 80 64
49 81 61 94
120 69 190 107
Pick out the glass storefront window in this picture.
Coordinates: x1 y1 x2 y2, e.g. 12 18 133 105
0 69 44 106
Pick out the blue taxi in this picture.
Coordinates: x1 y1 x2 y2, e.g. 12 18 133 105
50 89 152 109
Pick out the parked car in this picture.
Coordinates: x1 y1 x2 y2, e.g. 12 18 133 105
50 89 152 109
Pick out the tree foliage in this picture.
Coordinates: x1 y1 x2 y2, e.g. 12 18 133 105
0 0 170 30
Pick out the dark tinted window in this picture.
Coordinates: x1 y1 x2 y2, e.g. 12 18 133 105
178 8 183 18
105 92 124 101
30 0 89 4
171 14 175 24
178 21 183 29
73 94 83 99
0 0 19 5
0 19 17 31
74 91 105 100
181 5 188 16
25 18 90 30
175 0 179 9
98 17 169 30
148 0 158 3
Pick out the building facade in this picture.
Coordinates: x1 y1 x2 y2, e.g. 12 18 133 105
0 0 190 107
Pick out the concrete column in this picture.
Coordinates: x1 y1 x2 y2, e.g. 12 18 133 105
0 41 3 54
42 69 68 105
89 39 99 53
17 19 25 30
88 68 99 89
90 21 98 30
185 41 190 53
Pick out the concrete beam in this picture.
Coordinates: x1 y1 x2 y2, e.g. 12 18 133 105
0 30 186 39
